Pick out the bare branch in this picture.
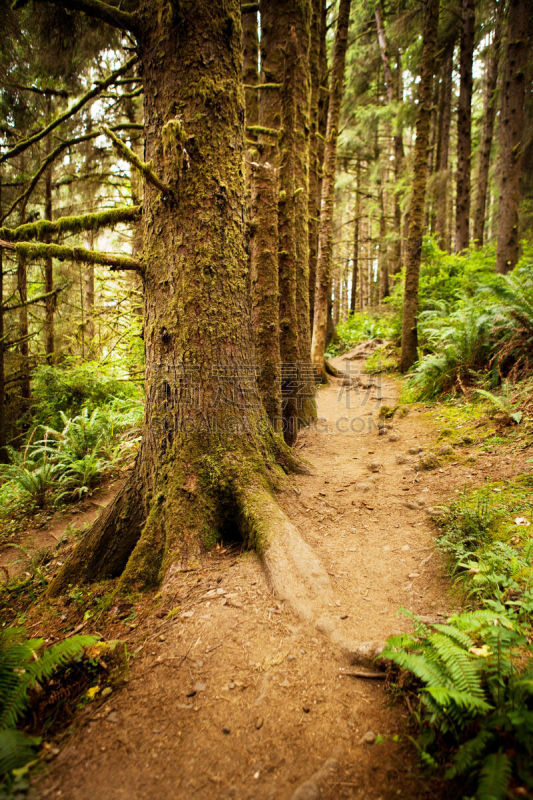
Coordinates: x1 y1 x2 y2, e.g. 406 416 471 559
1 123 143 223
1 205 141 242
2 284 67 312
0 240 143 273
101 126 172 196
0 55 138 165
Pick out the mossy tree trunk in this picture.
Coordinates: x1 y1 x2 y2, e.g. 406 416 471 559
308 0 322 327
44 164 55 364
454 0 475 252
350 161 360 314
311 0 351 382
400 0 440 373
259 0 315 444
242 7 259 127
0 182 5 463
375 1 403 275
434 44 454 250
473 9 502 248
496 0 531 273
250 160 282 429
49 0 300 596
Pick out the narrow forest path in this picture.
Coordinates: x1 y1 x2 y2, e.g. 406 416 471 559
39 352 466 800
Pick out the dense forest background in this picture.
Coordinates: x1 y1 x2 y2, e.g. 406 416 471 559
0 1 532 798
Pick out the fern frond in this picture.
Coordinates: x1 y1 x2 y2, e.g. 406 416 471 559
445 728 494 778
476 752 511 800
0 728 40 775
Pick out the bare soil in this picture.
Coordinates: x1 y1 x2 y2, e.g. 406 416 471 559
22 353 529 800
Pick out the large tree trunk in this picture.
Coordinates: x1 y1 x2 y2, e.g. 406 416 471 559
454 0 475 252
311 0 351 382
496 0 531 273
49 0 302 596
473 11 503 247
400 0 440 372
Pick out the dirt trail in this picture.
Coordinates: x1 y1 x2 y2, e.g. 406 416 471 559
38 357 460 800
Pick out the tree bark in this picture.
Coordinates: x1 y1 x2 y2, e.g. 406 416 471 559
250 160 282 429
454 0 475 251
44 165 55 364
260 0 315 443
350 161 360 313
308 0 323 326
400 0 440 372
49 0 302 596
473 10 503 247
242 7 259 127
434 44 454 250
0 180 5 463
311 0 351 382
496 0 531 273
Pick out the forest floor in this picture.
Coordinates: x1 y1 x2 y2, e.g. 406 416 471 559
4 347 530 800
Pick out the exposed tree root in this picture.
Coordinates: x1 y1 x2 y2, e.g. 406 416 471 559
324 358 342 378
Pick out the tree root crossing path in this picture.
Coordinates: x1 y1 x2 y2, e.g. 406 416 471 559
41 350 464 800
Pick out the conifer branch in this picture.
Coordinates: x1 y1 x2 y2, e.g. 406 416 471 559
101 126 172 196
0 56 138 165
0 206 142 242
12 0 138 34
0 240 143 273
1 124 143 224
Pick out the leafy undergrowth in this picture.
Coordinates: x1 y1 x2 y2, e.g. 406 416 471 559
0 365 142 544
325 309 400 357
383 474 533 800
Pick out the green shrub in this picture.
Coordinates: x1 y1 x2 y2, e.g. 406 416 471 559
327 310 400 356
31 362 140 429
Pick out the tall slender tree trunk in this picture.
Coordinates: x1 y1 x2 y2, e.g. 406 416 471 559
260 0 314 444
308 0 322 326
44 165 55 364
250 161 282 430
400 0 440 372
473 12 503 247
434 45 454 250
455 0 475 251
350 161 360 313
311 0 351 381
496 0 531 273
0 180 5 463
51 0 303 595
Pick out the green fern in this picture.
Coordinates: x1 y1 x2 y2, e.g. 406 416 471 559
0 627 97 782
477 752 511 800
